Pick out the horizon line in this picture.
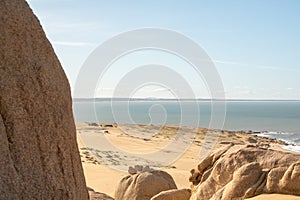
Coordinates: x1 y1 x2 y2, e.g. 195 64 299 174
72 97 300 101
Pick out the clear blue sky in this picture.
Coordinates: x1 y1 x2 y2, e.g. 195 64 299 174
26 0 300 99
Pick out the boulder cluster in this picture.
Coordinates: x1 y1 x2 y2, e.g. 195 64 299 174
189 144 300 200
114 144 300 200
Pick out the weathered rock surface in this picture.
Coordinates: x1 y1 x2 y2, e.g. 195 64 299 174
88 187 114 200
189 144 300 200
0 0 88 199
115 170 177 200
150 188 191 200
89 191 114 200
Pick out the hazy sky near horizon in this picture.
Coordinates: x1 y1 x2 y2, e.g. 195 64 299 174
26 0 300 99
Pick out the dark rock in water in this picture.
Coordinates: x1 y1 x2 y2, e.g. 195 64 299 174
89 122 99 126
0 0 88 199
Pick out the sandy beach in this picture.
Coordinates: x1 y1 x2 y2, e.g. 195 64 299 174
76 122 300 199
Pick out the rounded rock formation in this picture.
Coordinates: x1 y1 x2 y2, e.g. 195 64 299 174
115 170 177 200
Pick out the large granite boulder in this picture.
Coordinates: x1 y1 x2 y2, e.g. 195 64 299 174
115 167 177 200
0 0 88 199
189 144 300 200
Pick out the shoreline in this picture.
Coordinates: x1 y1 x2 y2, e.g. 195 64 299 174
78 121 300 154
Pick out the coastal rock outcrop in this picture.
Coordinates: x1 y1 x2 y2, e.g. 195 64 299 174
0 0 88 199
189 145 300 200
115 168 177 200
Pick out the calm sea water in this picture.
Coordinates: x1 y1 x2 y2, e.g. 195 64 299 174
73 100 300 148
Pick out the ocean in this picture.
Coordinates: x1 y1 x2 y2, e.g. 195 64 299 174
73 100 300 151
